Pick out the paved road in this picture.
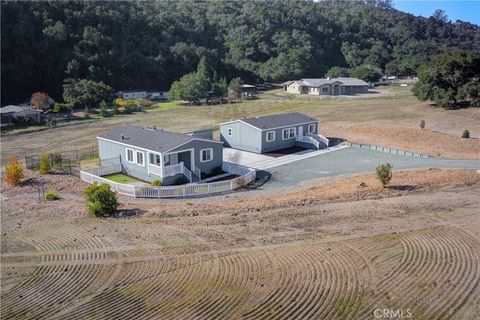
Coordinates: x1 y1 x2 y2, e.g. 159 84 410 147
259 147 480 189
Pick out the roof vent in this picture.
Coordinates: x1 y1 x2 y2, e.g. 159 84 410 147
153 125 156 130
121 133 125 140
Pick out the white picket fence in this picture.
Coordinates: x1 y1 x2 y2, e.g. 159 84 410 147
80 164 136 196
80 162 256 198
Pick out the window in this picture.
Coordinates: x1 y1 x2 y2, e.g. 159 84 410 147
322 87 328 93
266 131 275 142
126 148 134 163
308 124 316 133
227 128 232 136
200 148 213 162
282 128 296 140
150 153 161 166
136 151 144 166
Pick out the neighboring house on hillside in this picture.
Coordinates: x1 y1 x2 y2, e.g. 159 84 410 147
220 112 329 154
116 90 147 100
98 126 223 185
146 91 169 101
283 77 369 95
116 90 169 100
0 105 42 127
240 84 256 95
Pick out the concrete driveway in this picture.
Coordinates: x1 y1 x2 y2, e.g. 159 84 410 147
260 147 480 189
223 148 272 166
223 145 349 170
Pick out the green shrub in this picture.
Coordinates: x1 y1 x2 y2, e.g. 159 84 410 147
151 179 161 186
176 176 189 185
462 130 470 138
419 120 425 130
44 191 59 201
376 163 393 187
39 153 52 174
83 182 118 217
52 103 72 113
212 166 223 175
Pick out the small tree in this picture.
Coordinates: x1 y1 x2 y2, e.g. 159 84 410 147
31 92 52 111
462 130 470 138
5 155 25 186
39 153 52 174
228 150 242 175
376 163 393 187
419 120 425 130
228 77 244 99
99 100 108 117
83 182 118 217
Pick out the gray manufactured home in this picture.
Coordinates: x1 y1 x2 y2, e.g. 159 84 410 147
98 125 223 185
220 112 329 153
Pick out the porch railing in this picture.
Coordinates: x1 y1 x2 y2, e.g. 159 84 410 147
183 165 193 182
296 135 320 149
163 162 184 177
307 133 329 146
149 164 163 177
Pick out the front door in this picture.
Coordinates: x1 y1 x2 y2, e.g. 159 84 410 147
298 125 303 137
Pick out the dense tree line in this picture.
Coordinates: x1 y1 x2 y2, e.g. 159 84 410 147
413 51 480 109
2 0 479 105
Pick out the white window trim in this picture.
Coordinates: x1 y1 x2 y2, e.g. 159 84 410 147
227 128 232 136
200 148 213 163
135 150 145 167
282 127 296 140
308 123 316 133
126 148 134 163
266 130 275 142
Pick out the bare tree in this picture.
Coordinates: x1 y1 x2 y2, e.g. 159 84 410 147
227 150 242 176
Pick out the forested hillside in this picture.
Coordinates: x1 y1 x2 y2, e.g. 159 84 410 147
2 0 479 104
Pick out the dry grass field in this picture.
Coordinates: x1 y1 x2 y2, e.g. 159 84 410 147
1 169 480 319
1 85 479 164
1 85 479 319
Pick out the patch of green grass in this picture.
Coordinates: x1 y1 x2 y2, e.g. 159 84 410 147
103 173 142 184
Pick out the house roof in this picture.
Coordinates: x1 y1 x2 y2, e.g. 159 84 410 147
0 105 40 114
239 112 317 130
287 77 369 87
98 125 202 153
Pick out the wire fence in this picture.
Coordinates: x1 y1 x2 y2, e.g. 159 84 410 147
24 145 99 177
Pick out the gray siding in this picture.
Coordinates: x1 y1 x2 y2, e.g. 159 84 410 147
220 121 318 153
260 121 318 153
167 139 223 175
98 137 223 184
220 121 262 153
98 138 150 181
